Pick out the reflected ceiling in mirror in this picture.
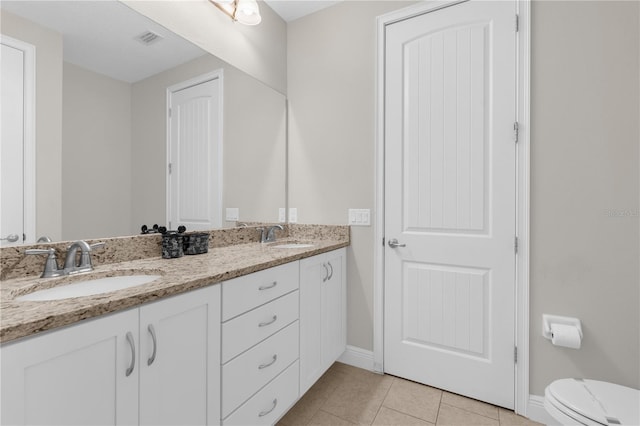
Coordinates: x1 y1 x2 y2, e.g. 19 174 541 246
1 0 205 83
0 0 287 244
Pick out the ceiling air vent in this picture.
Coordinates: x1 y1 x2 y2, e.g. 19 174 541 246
135 31 163 46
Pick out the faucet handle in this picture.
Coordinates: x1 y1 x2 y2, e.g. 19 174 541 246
90 242 106 251
78 242 105 270
25 248 63 278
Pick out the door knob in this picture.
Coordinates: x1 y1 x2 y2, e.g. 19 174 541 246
1 234 19 243
388 238 406 248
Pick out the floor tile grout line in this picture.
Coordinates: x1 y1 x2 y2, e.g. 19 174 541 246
439 402 503 425
434 388 443 425
382 406 438 425
370 375 396 424
318 408 357 425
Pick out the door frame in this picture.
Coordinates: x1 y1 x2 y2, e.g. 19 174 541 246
165 70 224 230
373 0 531 415
0 35 36 244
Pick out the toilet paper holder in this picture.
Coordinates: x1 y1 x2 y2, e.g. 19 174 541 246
542 314 583 340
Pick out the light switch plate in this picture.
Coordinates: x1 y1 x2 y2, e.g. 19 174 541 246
289 208 298 223
278 208 286 222
348 209 371 226
225 208 239 221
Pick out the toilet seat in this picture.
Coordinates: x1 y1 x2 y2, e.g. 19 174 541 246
544 379 640 426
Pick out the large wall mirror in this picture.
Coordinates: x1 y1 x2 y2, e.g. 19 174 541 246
0 0 286 244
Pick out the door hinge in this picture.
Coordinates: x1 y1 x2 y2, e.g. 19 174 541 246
515 14 519 32
168 163 172 174
168 108 172 118
514 236 519 254
382 237 385 247
514 346 518 363
514 121 519 144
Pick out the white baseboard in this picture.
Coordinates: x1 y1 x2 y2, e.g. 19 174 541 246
337 345 375 371
527 395 556 425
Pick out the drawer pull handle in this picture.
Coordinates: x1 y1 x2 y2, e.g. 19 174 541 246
258 354 278 369
322 264 329 282
258 281 277 291
147 324 157 366
258 315 278 327
258 398 278 417
327 261 334 280
125 331 135 377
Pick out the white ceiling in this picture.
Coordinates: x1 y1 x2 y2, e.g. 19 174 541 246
264 0 343 22
0 0 342 83
1 1 205 83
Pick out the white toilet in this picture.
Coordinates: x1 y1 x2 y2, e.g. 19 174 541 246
544 378 640 425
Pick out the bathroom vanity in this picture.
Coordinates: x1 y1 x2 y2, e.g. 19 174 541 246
0 225 348 425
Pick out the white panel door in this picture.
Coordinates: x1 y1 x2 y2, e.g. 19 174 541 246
384 0 517 408
1 43 25 246
139 285 221 426
0 310 139 425
168 77 222 231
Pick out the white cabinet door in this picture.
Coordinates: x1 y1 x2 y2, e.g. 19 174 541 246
322 250 346 368
299 255 324 395
0 309 139 426
299 248 347 395
139 285 221 426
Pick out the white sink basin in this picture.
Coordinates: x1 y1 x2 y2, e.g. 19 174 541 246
270 243 315 249
16 275 162 301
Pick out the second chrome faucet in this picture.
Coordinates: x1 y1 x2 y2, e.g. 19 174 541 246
258 225 284 244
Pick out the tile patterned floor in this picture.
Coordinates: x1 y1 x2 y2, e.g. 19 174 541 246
278 363 543 426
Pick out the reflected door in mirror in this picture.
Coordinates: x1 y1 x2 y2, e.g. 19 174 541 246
1 38 34 246
167 72 223 231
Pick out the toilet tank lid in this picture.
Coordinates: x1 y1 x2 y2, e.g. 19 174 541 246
548 379 640 426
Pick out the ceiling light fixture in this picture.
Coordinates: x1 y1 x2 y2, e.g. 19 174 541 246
210 0 262 25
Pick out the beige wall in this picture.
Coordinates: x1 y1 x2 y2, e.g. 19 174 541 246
120 0 287 95
1 10 63 241
288 0 640 395
62 63 133 240
131 54 286 231
530 1 639 394
288 1 416 350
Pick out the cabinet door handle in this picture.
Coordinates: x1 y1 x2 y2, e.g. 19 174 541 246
322 263 329 282
327 261 334 280
125 332 136 377
147 324 157 366
258 315 278 327
258 398 278 418
258 354 278 369
258 281 277 291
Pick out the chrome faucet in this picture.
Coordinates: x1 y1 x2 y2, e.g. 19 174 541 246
26 240 106 278
258 225 284 243
64 241 105 274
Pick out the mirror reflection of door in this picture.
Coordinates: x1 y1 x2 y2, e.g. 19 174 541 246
167 72 223 232
1 36 35 246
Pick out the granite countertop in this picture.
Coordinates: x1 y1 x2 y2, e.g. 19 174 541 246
0 238 348 344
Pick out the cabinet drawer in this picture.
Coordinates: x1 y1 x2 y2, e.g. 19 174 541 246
222 360 299 425
222 321 299 418
222 290 299 363
222 262 299 321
